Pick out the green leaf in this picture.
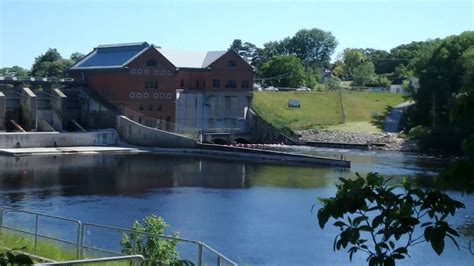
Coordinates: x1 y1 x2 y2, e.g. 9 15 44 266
372 215 384 229
394 247 408 254
334 221 346 227
353 216 368 226
317 208 330 228
358 225 373 232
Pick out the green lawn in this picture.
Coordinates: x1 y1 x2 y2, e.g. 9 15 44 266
252 91 404 132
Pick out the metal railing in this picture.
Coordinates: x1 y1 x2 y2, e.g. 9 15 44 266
39 255 145 265
0 207 237 266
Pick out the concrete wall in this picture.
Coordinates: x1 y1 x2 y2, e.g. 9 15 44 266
246 109 293 143
115 115 197 148
0 130 118 148
176 90 252 133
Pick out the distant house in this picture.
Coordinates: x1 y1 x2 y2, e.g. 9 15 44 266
68 42 254 132
390 77 419 94
390 78 405 94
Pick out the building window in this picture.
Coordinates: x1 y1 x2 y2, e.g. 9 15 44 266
160 93 165 99
180 79 184 88
212 79 220 88
136 92 142 98
225 80 237 88
129 92 135 98
154 69 160 75
157 105 162 111
144 92 149 98
196 80 200 88
160 70 166 75
166 93 172 99
144 69 150 75
227 60 236 67
139 104 144 111
154 81 158 89
146 59 157 67
203 80 206 88
130 68 136 75
137 68 143 75
145 81 149 89
241 80 249 89
153 93 159 99
148 104 153 111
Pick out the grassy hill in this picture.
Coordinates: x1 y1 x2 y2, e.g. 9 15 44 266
252 91 405 133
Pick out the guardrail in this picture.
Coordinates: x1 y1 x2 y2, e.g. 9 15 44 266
40 255 145 265
0 207 237 266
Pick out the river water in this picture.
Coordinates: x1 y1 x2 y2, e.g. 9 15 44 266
0 147 473 265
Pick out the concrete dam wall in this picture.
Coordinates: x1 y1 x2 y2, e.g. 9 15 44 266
0 130 118 148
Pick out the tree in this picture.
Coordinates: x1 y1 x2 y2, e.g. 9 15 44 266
362 49 393 75
31 48 73 77
317 173 464 265
343 48 365 74
353 61 376 86
229 39 258 66
259 55 305 87
0 66 30 78
287 28 338 68
70 52 85 63
121 215 179 264
406 31 474 154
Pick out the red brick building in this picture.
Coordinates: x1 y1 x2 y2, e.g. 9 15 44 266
68 42 253 131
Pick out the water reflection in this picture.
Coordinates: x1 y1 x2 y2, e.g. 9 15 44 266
0 149 445 203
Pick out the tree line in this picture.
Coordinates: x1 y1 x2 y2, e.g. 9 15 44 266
229 28 446 88
0 49 84 79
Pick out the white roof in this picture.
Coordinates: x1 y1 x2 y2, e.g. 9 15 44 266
157 48 226 68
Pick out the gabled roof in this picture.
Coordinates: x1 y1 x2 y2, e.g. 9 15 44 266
157 49 227 68
69 42 230 70
69 42 150 70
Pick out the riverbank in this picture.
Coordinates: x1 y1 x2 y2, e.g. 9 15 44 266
296 129 418 152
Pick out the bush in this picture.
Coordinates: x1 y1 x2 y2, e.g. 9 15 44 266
317 173 464 265
121 215 179 264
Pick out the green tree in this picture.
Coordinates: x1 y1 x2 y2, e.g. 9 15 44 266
343 48 365 74
353 61 376 86
31 48 73 77
362 49 393 75
229 39 258 65
0 66 30 78
121 215 179 264
260 55 306 87
406 31 474 154
304 68 318 89
287 28 338 68
317 173 465 265
70 52 85 63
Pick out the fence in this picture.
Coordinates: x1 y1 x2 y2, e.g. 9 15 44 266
0 207 237 266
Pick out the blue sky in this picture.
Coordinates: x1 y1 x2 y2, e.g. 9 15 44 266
0 0 473 68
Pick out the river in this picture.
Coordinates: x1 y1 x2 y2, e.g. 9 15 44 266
0 147 472 265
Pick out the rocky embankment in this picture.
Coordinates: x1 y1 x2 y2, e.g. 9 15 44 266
296 129 418 152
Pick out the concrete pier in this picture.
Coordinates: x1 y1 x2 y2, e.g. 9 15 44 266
51 88 67 131
20 87 37 131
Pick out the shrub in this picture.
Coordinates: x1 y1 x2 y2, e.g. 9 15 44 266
121 215 179 264
317 172 464 265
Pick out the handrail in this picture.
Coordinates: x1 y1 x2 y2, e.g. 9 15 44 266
0 206 237 266
38 255 145 265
